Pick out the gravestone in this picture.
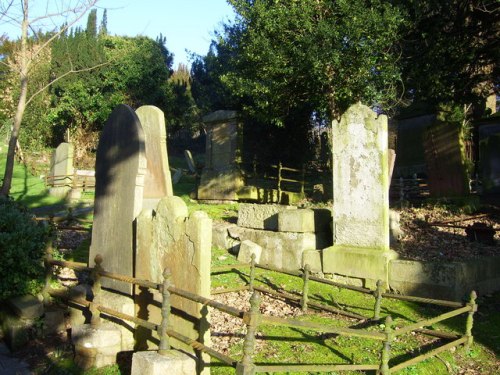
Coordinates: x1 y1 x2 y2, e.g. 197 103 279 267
323 103 397 287
136 105 173 209
89 104 147 295
49 142 74 197
135 196 212 374
424 121 469 197
197 110 244 200
480 134 500 195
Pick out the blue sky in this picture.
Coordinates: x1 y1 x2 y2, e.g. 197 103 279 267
2 0 235 68
94 0 235 67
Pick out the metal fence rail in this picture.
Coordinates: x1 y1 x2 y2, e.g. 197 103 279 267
44 250 477 375
212 255 478 374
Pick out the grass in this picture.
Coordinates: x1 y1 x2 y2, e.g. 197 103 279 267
0 144 65 208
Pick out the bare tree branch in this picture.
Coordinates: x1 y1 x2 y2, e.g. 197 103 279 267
25 60 110 107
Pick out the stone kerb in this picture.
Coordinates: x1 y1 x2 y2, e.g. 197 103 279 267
135 196 212 374
131 350 196 375
49 142 74 197
278 209 315 233
136 105 173 209
323 103 397 287
89 104 147 295
237 203 297 231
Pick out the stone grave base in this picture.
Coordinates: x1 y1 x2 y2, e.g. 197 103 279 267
198 169 244 201
389 256 500 301
131 350 196 375
98 290 135 351
322 246 398 289
48 186 71 199
72 323 121 369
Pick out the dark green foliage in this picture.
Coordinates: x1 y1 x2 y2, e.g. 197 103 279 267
86 9 98 39
0 197 49 299
398 0 499 117
219 0 404 122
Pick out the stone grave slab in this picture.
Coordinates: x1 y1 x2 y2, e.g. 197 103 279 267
49 142 74 197
89 104 146 295
323 103 397 287
136 105 173 209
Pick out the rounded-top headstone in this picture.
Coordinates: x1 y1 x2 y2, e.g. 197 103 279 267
89 104 147 295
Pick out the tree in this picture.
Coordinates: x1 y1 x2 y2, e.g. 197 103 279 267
166 63 201 135
218 0 404 125
397 0 499 119
0 0 102 196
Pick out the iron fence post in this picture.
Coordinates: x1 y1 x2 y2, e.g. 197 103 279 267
237 291 262 375
465 290 477 351
158 268 172 354
301 264 310 312
373 279 384 320
90 254 103 327
380 315 393 375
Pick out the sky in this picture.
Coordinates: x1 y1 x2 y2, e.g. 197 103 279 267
2 0 236 68
95 0 235 67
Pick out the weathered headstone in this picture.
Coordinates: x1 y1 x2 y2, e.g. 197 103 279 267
323 103 397 287
424 121 469 197
89 104 147 295
198 110 244 200
49 142 74 197
136 105 173 209
135 196 212 374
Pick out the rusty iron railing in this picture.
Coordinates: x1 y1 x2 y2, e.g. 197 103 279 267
212 256 478 374
44 249 477 375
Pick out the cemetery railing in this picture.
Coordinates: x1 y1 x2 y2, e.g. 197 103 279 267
43 250 476 374
44 252 240 367
212 256 478 374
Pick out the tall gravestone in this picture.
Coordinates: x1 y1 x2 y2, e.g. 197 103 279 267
198 110 244 200
136 105 173 208
89 104 147 295
323 103 397 287
49 142 74 197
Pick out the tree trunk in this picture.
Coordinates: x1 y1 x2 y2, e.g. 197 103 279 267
0 0 29 197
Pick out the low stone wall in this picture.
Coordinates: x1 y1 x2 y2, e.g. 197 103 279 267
214 204 332 272
389 256 500 301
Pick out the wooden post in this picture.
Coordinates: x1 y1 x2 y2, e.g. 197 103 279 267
300 164 305 195
42 239 54 305
373 279 384 320
90 254 103 327
399 176 404 202
300 264 310 312
237 291 261 375
249 253 256 293
465 290 477 351
278 162 283 203
380 315 393 375
158 268 172 354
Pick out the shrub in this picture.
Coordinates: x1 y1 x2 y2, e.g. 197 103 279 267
0 196 50 299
